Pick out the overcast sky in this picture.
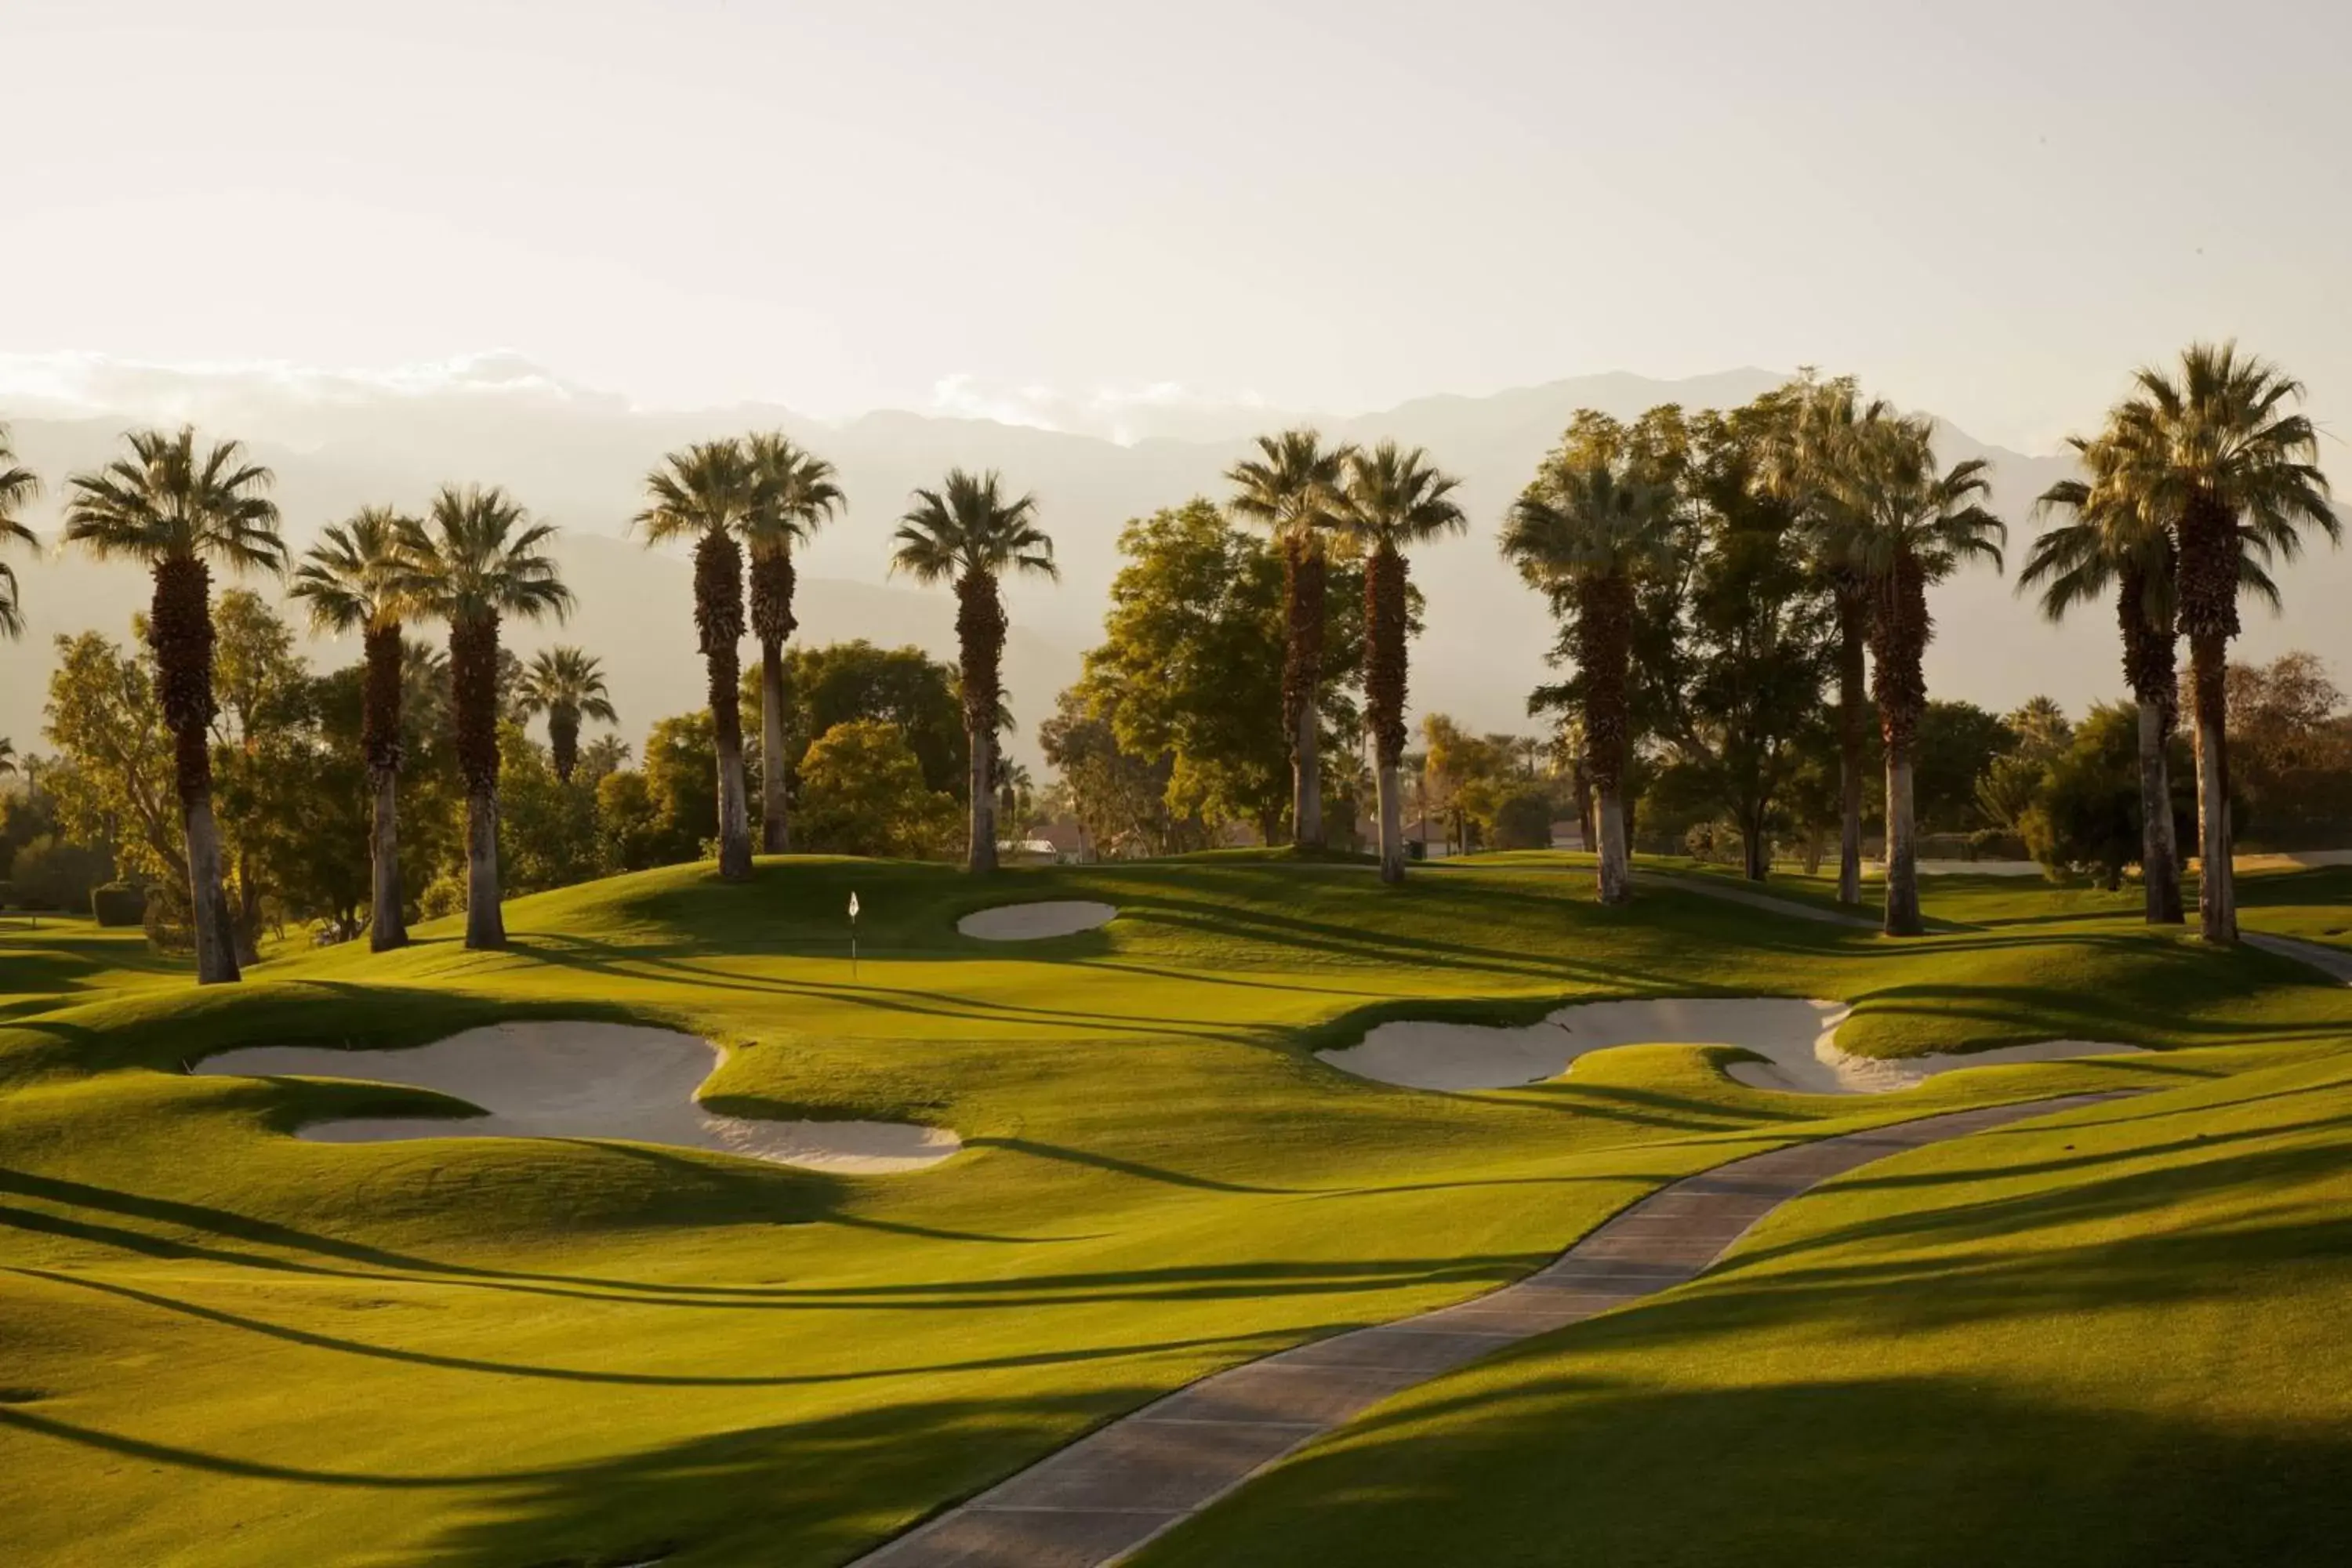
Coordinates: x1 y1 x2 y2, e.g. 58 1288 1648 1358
9 0 2350 452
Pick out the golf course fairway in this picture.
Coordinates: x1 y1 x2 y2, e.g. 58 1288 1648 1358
3 851 2348 1566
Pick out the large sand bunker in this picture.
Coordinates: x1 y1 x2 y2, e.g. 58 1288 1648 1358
1318 996 2143 1096
956 900 1118 941
194 1022 962 1172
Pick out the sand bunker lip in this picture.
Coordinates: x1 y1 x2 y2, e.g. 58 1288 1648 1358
956 900 1118 941
1317 996 2143 1096
193 1022 961 1172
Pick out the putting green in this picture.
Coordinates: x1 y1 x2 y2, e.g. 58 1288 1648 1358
2 854 2347 1566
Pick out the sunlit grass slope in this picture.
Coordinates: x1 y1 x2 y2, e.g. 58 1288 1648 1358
1137 1051 2352 1567
2 855 2347 1565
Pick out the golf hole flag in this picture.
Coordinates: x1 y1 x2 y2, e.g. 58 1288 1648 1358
849 891 860 920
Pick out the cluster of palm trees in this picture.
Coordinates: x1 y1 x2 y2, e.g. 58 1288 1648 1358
1224 434 1468 884
2024 343 2337 943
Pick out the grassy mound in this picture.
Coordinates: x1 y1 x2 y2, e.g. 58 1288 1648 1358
2 856 2346 1565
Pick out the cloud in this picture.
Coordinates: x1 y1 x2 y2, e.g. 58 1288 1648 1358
926 374 1281 445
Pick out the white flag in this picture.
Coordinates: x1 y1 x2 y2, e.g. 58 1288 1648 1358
848 891 860 920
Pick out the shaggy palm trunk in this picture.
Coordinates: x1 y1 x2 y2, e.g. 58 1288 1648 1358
361 623 408 950
695 531 753 880
151 557 239 984
1834 575 1868 906
1365 541 1410 884
2117 561 2184 925
451 613 506 950
1581 575 1635 906
750 546 797 853
1283 537 1327 848
549 710 580 784
957 568 1007 874
1871 555 1929 937
2177 491 2238 942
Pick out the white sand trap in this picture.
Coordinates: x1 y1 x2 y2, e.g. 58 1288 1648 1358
1318 996 2143 1096
957 900 1119 941
194 1022 961 1172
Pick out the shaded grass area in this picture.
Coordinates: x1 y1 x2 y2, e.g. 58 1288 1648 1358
0 855 2347 1564
1135 1055 2352 1568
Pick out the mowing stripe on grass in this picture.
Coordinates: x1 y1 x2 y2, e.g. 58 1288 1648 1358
855 1092 2129 1568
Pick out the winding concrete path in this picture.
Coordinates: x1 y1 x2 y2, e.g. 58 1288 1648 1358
2243 931 2352 985
855 1092 2124 1567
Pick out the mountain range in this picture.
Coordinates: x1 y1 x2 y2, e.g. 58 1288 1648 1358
5 365 2347 769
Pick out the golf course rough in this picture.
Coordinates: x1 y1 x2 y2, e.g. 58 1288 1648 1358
956 900 1119 940
194 1022 964 1172
1317 996 2144 1095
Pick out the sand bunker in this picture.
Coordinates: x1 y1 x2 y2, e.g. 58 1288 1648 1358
957 900 1118 941
1318 996 2143 1096
194 1022 961 1172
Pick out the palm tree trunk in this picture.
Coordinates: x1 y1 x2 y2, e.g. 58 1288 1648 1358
464 789 504 949
1835 575 1867 906
1375 764 1403 884
956 567 1007 875
1583 575 1635 906
1883 749 1922 936
760 639 790 852
2190 633 2235 942
1596 789 1631 904
968 721 998 873
694 529 753 880
2136 700 2184 925
715 735 752 877
1283 538 1327 848
369 767 407 951
150 557 238 984
1365 540 1409 884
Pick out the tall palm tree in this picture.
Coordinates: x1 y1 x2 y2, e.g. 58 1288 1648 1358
517 646 618 783
2103 343 2337 944
63 426 285 983
1766 374 1900 907
891 469 1056 873
397 485 570 949
637 440 757 880
290 507 422 951
1335 440 1466 884
1227 430 1356 848
742 432 844 851
0 737 16 779
1 423 39 640
2023 436 2190 924
1831 417 2006 936
1501 457 1677 905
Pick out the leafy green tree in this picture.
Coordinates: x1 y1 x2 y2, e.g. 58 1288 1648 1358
62 426 285 982
2103 343 2338 942
291 506 422 949
795 719 960 858
1503 422 1679 903
495 722 600 892
2020 703 2178 889
594 768 667 874
1337 441 1467 882
2227 652 2352 844
746 641 969 803
42 631 181 889
0 423 37 640
642 710 720 863
516 646 617 783
1911 701 2015 835
1039 685 1181 858
207 589 319 956
398 485 571 950
742 432 844 851
1226 430 1355 848
636 440 757 879
891 469 1057 873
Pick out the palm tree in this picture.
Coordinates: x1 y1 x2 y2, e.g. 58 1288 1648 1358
578 733 632 783
742 432 844 851
516 646 618 783
2103 343 2337 944
1766 374 1900 907
1501 456 1677 905
636 440 757 880
63 426 285 983
1227 430 1356 848
290 507 421 951
0 737 16 779
891 469 1056 873
2023 436 2189 924
1 423 39 639
1831 416 2006 936
397 485 570 949
1335 440 1467 884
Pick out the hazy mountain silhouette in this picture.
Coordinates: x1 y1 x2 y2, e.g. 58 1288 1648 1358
4 364 2344 768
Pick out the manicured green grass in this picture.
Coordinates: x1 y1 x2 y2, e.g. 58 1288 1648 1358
2 855 2347 1564
1135 1051 2352 1567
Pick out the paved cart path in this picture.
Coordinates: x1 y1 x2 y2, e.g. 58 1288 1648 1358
855 1092 2126 1568
2244 931 2352 985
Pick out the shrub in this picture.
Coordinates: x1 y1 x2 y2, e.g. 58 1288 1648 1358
90 882 147 927
418 873 467 921
9 835 113 913
0 880 16 910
